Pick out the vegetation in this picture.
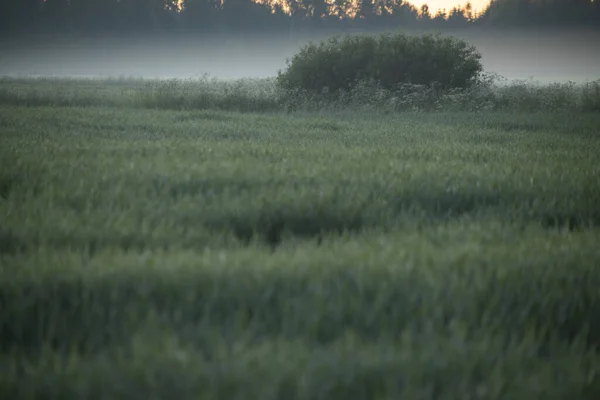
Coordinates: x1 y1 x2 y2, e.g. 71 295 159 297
1 0 599 36
1 75 600 398
1 74 600 113
277 33 483 94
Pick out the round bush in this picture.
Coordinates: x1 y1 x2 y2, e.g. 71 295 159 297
277 32 483 94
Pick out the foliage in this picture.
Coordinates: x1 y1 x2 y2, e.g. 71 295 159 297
1 0 598 35
479 0 599 27
276 33 484 94
1 75 599 114
1 99 600 398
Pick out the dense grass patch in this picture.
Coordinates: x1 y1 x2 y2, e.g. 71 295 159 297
1 84 600 398
1 75 599 113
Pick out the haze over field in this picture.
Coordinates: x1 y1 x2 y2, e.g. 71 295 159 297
1 29 598 83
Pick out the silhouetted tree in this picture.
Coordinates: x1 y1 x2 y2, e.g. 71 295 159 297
117 0 176 31
181 0 220 31
478 0 598 27
1 0 599 37
431 8 448 28
356 0 377 26
419 4 432 21
42 0 71 32
464 2 474 21
447 6 469 27
0 0 43 34
391 1 420 25
67 0 121 34
219 0 275 32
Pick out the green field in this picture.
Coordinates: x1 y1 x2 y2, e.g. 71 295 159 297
1 77 600 399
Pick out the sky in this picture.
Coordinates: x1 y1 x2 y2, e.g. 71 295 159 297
407 0 491 15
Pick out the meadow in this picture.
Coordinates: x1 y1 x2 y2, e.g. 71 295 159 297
1 76 600 399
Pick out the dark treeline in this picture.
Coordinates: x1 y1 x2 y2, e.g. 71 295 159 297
1 0 598 36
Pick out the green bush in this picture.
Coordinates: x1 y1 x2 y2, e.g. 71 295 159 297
276 32 484 95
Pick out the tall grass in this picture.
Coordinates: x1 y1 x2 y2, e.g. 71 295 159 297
1 81 600 398
1 74 599 113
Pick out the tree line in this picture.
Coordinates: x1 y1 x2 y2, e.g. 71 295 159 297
1 0 598 35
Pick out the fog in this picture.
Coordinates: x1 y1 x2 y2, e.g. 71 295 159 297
1 29 598 83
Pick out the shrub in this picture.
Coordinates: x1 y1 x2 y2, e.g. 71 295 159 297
276 32 484 95
581 79 600 112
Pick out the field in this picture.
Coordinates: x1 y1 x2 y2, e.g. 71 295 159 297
1 77 600 399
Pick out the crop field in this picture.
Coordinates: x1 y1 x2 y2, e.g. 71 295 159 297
1 77 600 399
